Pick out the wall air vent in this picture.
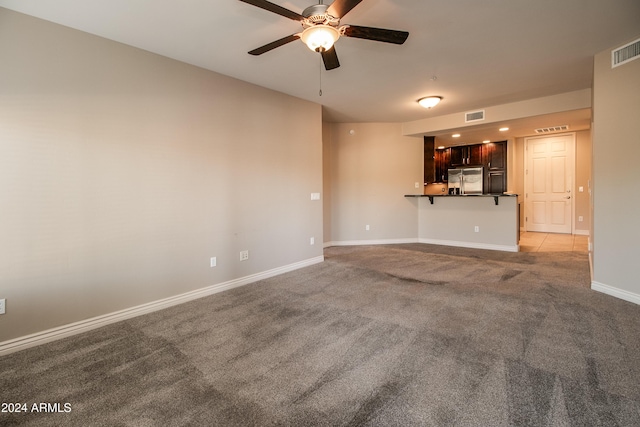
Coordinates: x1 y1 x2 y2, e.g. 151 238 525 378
465 110 485 123
612 37 640 68
534 125 569 134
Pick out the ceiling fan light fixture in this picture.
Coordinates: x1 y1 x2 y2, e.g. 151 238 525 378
418 96 442 109
301 25 340 52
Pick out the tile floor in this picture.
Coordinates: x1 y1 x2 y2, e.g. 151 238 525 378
519 231 589 253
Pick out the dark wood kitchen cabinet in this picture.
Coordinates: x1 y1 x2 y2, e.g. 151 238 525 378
482 141 507 193
423 136 435 184
431 140 508 188
486 170 507 194
435 147 450 182
449 146 463 167
450 145 482 167
483 140 507 170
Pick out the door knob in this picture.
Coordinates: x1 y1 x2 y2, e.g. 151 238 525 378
565 196 571 199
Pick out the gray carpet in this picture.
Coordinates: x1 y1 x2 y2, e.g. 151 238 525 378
1 243 639 426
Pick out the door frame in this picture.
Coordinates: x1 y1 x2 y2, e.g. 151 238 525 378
524 133 576 234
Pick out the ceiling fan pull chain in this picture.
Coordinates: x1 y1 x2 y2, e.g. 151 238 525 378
319 56 323 96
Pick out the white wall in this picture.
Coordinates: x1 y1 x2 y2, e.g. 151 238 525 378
0 9 323 343
592 35 640 303
325 123 422 245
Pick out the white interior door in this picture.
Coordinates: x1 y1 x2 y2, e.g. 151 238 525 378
525 134 575 233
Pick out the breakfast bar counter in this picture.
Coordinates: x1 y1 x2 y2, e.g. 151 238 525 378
404 194 520 252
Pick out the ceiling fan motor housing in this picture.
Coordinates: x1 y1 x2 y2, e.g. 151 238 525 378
302 4 339 27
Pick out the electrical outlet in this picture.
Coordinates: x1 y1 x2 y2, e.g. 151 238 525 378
310 193 320 200
415 182 420 189
578 216 583 222
210 257 217 267
239 250 249 261
474 226 480 232
310 237 315 245
365 224 370 231
0 298 5 315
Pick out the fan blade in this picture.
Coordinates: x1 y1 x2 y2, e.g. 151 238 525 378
342 25 409 44
321 46 340 70
248 34 300 55
326 0 363 19
238 0 304 21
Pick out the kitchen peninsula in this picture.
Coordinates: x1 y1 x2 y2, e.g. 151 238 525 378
409 136 518 251
405 194 520 252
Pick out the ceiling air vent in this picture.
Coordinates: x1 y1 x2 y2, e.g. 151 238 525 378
465 110 485 123
612 37 640 68
535 125 569 134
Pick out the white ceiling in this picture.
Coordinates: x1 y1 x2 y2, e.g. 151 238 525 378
1 0 639 139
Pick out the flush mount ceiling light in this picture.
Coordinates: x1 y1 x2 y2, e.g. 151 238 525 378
300 24 340 52
418 96 442 109
452 133 461 138
499 127 509 132
483 140 491 144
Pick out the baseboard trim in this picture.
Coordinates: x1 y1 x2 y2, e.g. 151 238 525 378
324 238 419 248
419 238 520 252
324 238 518 252
574 229 590 236
591 281 640 305
0 256 324 356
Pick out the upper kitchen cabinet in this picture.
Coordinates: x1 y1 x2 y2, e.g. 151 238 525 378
433 140 508 189
482 141 507 193
450 145 483 167
423 136 435 184
435 148 450 182
483 141 507 170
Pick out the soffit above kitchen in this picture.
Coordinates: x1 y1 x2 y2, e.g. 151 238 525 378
0 0 638 125
403 89 593 146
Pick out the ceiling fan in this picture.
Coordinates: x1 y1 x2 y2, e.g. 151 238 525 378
239 0 409 70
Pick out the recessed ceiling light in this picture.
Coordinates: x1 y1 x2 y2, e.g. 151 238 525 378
499 127 509 132
417 96 442 109
452 133 461 138
482 140 491 144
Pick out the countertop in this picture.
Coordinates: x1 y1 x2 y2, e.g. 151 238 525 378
404 193 518 205
404 193 518 197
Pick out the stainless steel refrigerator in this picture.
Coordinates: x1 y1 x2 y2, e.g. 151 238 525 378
448 167 483 195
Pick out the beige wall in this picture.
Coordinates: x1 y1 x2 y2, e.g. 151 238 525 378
322 121 333 244
592 35 640 300
513 130 591 233
574 130 592 234
418 196 519 251
325 123 422 244
0 9 323 342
